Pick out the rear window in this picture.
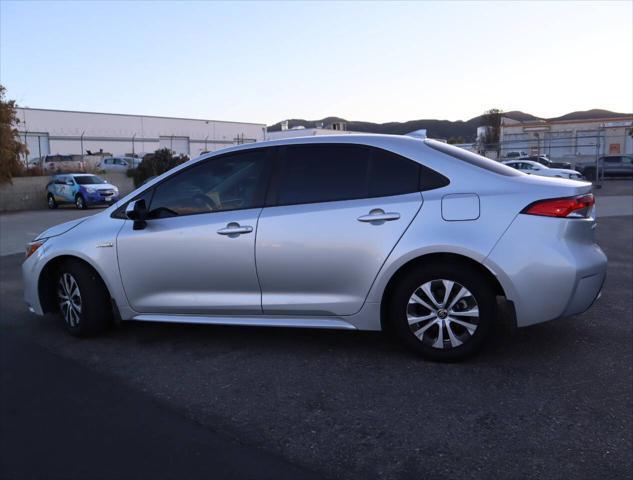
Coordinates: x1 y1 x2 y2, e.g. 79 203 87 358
425 139 521 176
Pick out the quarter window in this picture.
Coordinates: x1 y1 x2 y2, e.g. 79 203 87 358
148 149 272 218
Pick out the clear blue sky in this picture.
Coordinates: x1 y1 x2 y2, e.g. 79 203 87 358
1 0 631 124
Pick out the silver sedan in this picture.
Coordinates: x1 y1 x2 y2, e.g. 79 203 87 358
22 135 607 361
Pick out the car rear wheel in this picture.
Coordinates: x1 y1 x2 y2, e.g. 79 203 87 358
56 260 112 337
47 194 57 209
388 262 495 361
75 194 86 210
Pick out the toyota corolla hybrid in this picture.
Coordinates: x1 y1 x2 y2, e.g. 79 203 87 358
23 135 607 361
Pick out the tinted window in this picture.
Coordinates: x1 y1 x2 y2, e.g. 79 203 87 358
604 157 620 163
277 145 369 205
425 139 521 176
275 144 447 206
148 149 271 218
368 148 420 197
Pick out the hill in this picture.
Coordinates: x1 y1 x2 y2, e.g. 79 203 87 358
268 109 631 142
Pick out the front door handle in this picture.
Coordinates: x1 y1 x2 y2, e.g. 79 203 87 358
217 222 253 236
357 209 400 223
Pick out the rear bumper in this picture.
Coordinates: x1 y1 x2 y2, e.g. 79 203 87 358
485 214 607 327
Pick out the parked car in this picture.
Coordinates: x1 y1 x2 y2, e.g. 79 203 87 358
42 154 86 173
46 173 119 210
503 160 584 180
97 156 142 172
575 155 633 179
24 136 606 361
503 151 528 160
519 155 573 170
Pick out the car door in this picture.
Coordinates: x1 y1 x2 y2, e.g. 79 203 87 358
621 156 633 175
65 176 79 201
603 156 619 175
256 144 425 316
55 175 74 202
51 176 64 202
115 158 128 172
116 148 273 315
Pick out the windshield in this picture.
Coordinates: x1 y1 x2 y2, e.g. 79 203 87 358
74 175 106 185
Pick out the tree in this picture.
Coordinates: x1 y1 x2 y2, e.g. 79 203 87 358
130 148 188 187
0 85 28 183
481 108 503 145
447 136 466 145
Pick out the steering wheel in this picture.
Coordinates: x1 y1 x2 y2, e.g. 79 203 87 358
192 194 220 211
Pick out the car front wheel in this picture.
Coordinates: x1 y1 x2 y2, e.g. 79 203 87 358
388 262 495 361
56 260 112 336
75 194 87 210
47 194 57 209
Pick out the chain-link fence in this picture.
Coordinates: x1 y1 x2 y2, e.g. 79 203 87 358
471 128 632 172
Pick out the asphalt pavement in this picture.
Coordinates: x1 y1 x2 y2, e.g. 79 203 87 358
0 207 95 256
0 330 322 480
0 183 632 480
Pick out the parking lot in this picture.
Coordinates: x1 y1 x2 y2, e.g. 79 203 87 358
1 181 632 479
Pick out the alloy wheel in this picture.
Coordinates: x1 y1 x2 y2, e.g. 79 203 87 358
407 279 479 349
76 196 85 209
58 273 82 327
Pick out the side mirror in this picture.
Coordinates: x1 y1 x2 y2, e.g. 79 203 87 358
126 199 148 230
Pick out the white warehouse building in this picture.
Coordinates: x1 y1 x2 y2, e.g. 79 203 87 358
16 108 267 162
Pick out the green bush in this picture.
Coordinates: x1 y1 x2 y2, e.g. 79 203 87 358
131 148 188 187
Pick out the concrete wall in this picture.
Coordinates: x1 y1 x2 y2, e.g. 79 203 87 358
0 172 135 212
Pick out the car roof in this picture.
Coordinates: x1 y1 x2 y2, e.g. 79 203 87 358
196 134 442 161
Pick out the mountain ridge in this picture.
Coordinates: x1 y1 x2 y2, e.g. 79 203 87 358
268 109 632 142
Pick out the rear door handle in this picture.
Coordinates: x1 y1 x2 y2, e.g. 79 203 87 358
217 222 253 235
357 209 400 223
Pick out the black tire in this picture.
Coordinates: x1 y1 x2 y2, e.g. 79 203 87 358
584 167 596 181
75 194 87 210
387 262 495 362
55 259 112 337
47 194 57 209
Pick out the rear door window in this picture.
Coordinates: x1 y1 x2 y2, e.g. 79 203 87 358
276 145 370 206
274 144 447 207
368 148 420 197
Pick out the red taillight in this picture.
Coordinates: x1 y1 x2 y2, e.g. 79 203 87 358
522 194 595 218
